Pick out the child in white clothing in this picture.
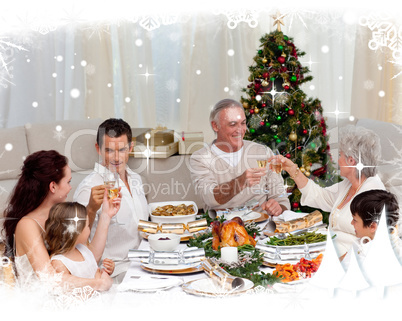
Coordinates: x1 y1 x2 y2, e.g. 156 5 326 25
341 189 400 265
45 192 120 279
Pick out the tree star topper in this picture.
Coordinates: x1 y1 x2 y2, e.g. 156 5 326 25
271 11 286 32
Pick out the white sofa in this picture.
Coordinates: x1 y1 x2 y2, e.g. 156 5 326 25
0 117 401 222
0 118 203 221
326 117 402 208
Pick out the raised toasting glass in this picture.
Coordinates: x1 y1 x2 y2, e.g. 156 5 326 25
270 149 282 174
255 146 270 195
103 170 123 225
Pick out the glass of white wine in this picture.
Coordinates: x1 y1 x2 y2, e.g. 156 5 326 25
255 147 270 194
103 170 122 225
270 149 282 174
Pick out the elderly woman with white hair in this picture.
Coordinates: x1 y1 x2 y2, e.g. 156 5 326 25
275 125 385 258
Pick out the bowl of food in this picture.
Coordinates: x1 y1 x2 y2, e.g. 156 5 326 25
149 201 198 224
148 233 181 252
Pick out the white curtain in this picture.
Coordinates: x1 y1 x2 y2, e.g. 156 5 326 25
0 5 401 144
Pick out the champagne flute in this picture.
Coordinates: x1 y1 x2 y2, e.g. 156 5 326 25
103 169 123 225
255 147 270 194
270 149 282 174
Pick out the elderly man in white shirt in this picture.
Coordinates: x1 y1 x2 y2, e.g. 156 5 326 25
190 98 290 216
74 118 148 283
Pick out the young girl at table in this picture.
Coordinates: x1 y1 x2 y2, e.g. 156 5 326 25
341 189 400 265
45 195 120 279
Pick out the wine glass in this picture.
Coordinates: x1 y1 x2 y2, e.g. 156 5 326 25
103 170 123 225
270 149 282 174
255 147 270 194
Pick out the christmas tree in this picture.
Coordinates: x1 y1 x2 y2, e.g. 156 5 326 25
240 16 340 220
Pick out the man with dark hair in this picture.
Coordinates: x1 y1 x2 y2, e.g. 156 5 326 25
74 118 148 283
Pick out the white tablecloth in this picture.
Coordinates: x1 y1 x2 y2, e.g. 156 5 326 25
111 218 274 303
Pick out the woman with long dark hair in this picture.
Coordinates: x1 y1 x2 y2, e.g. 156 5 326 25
2 150 119 291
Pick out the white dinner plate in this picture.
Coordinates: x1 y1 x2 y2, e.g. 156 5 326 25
217 209 264 222
182 278 254 297
118 276 183 292
141 261 200 271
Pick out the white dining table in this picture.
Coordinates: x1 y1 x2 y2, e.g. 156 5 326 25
111 218 276 304
101 214 334 318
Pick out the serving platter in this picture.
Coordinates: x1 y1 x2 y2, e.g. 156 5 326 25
258 230 327 249
148 201 198 224
181 278 254 297
262 251 324 267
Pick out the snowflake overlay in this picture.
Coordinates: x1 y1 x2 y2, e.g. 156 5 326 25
0 38 28 88
215 9 260 29
359 13 402 61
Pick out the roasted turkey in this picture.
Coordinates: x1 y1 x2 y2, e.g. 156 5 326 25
211 217 256 250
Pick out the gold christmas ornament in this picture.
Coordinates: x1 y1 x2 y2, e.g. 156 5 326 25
281 52 286 58
289 132 297 141
305 171 311 177
254 107 260 114
262 57 268 64
243 102 249 109
300 167 306 173
262 80 269 86
305 165 311 172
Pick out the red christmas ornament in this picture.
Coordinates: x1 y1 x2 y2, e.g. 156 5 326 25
277 56 285 64
288 109 295 116
262 103 266 107
250 109 255 114
292 202 300 208
297 146 302 150
296 120 301 125
312 166 327 177
285 153 291 158
260 121 265 126
284 85 289 90
263 72 269 79
301 103 305 108
302 129 308 135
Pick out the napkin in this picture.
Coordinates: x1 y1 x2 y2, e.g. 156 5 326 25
279 210 309 221
118 276 183 292
191 278 237 294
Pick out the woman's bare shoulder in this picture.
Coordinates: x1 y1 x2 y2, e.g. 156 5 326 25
15 216 44 237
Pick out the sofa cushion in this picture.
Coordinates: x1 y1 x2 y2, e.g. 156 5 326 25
0 126 29 180
127 155 204 209
356 118 402 164
25 119 103 172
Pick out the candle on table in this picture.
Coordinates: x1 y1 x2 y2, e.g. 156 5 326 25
221 246 238 263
